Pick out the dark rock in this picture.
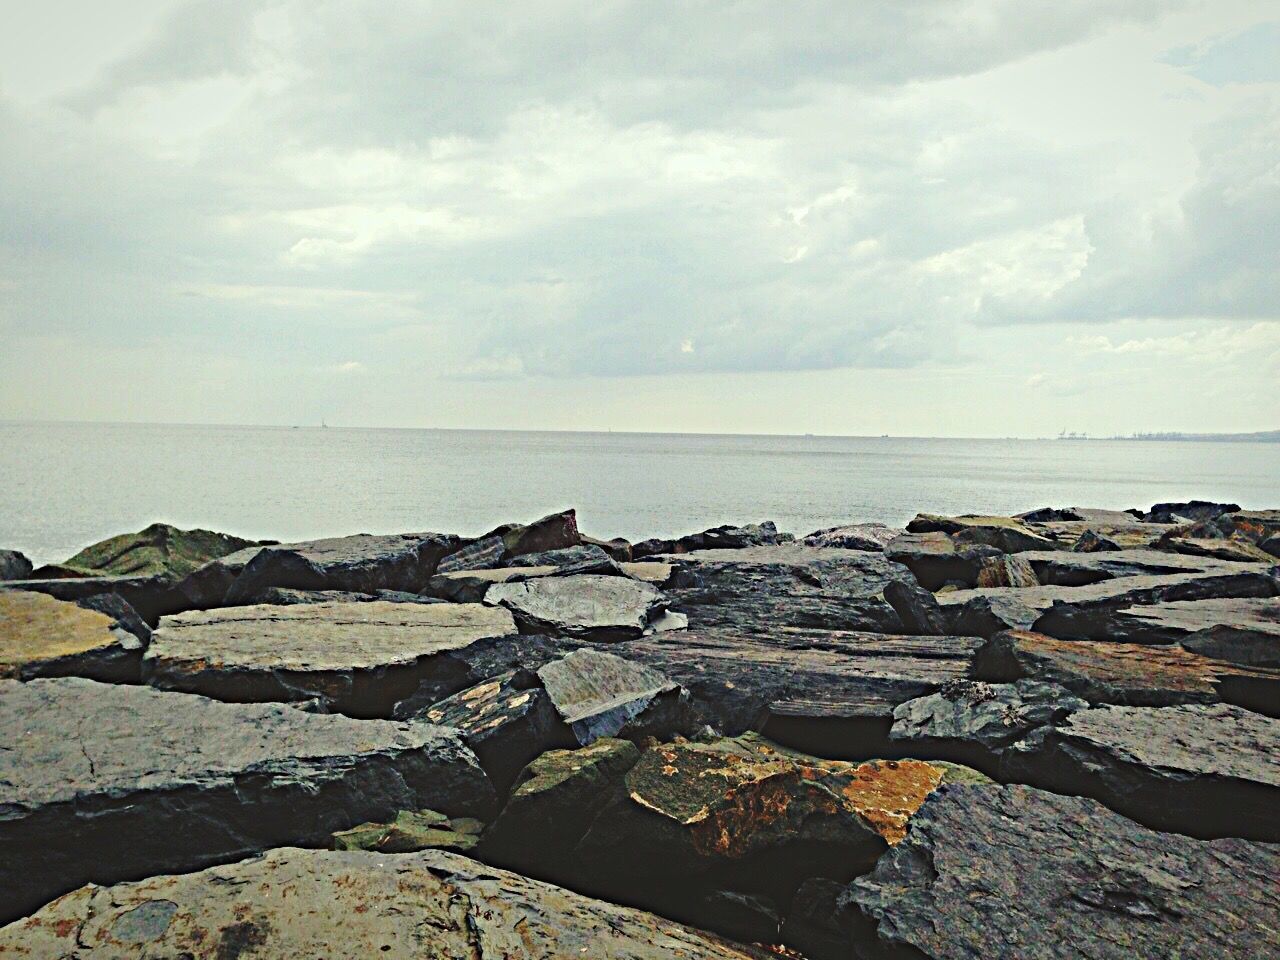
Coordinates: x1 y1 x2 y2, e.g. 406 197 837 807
844 782 1280 959
883 579 950 635
975 554 1039 587
0 549 32 580
885 532 1000 591
1157 535 1275 563
782 878 849 960
145 600 517 717
633 521 790 559
506 543 623 576
803 524 900 551
5 574 188 624
0 590 149 683
332 809 482 854
1143 499 1241 524
502 508 581 557
485 573 669 640
697 890 781 945
482 737 642 885
0 677 494 925
1072 528 1122 552
423 565 556 602
1022 547 1240 587
55 523 261 579
583 533 634 561
0 847 774 959
1007 702 1279 840
1016 506 1086 523
436 534 507 573
246 587 443 605
907 514 1058 553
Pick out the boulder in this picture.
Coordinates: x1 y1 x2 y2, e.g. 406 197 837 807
536 648 693 744
973 628 1280 712
1142 499 1240 524
907 514 1058 553
485 574 668 640
781 877 848 960
1263 533 1280 557
1007 702 1279 840
424 565 557 602
502 508 581 557
885 532 999 591
435 534 507 573
844 783 1280 960
633 521 790 559
1157 536 1275 563
54 523 260 579
5 573 188 624
0 549 32 580
145 601 516 717
0 677 494 925
1105 596 1280 660
883 579 950 635
1072 528 1122 552
803 524 900 551
506 543 623 576
332 809 483 854
583 533 634 561
1021 547 1246 587
0 590 150 683
975 554 1039 588
0 847 774 959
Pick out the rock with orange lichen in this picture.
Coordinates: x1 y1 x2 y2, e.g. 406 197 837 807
0 590 149 683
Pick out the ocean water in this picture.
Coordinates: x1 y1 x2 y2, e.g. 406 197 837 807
2 421 1278 566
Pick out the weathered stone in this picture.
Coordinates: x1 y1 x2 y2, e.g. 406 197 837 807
537 648 693 744
1142 499 1240 524
1072 528 1122 552
333 809 481 854
975 554 1039 588
417 669 573 793
583 533 634 561
5 574 188 624
883 579 950 635
243 586 443 605
486 573 668 640
507 543 623 576
1021 547 1247 586
1158 536 1275 563
424 565 557 602
907 514 1058 553
973 628 1280 712
1105 596 1280 661
623 560 674 584
0 549 32 580
803 524 900 551
146 600 516 716
633 521 790 559
885 532 999 591
56 523 260 579
0 591 150 683
502 508 581 556
1262 532 1280 557
435 534 507 573
844 783 1280 960
782 878 848 960
0 847 773 959
1008 702 1280 840
0 677 494 925
482 737 642 884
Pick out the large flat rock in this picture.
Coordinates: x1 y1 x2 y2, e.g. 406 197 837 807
0 678 493 925
2 574 187 624
0 847 772 959
1109 596 1280 663
844 783 1280 960
485 573 667 640
1019 548 1254 586
0 591 148 683
146 601 516 716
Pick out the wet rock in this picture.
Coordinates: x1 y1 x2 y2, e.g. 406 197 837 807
482 737 642 884
507 543 623 576
1142 499 1240 524
803 524 900 551
145 601 516 716
0 677 494 925
975 554 1039 588
502 508 581 556
0 590 150 683
885 532 999 591
536 648 693 744
55 523 261 579
435 533 507 573
332 809 483 854
6 573 188 624
1007 702 1279 840
633 521 790 559
973 628 1280 711
1072 528 1122 552
844 783 1280 960
485 573 668 640
0 847 773 959
0 549 32 580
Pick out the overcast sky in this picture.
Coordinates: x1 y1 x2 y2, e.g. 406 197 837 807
1 1 1277 437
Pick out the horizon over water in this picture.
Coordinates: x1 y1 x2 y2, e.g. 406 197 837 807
3 419 1278 566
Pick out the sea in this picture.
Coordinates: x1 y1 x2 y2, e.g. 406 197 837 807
2 420 1278 566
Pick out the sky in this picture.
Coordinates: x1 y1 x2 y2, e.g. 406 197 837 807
0 1 1277 437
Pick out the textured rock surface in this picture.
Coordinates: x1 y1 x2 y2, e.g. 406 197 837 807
332 809 483 854
803 524 900 551
0 677 494 924
1020 548 1253 587
1009 702 1280 840
486 573 667 640
0 847 773 959
502 508 581 557
0 591 149 682
5 574 187 624
975 554 1039 588
56 523 260 578
0 549 32 580
1107 596 1280 661
536 648 692 744
146 601 516 716
435 533 508 573
885 532 997 591
424 565 556 602
507 543 622 576
844 783 1280 960
633 521 789 558
907 514 1058 553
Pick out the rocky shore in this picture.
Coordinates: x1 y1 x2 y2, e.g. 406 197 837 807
1 501 1277 957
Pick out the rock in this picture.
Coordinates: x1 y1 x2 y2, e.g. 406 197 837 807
0 677 494 925
0 847 775 959
5 573 188 624
1158 536 1275 563
782 877 848 960
244 586 444 605
424 565 557 602
1072 528 1122 552
0 549 32 580
536 648 693 744
583 533 634 561
885 532 999 591
482 737 642 884
973 628 1280 712
975 554 1039 587
0 590 150 683
803 524 900 551
622 560 675 584
1021 547 1243 587
332 809 482 854
435 533 507 573
907 514 1058 553
1262 533 1280 557
1098 596 1280 653
697 890 781 945
888 679 1087 771
844 783 1280 960
883 579 950 635
1142 499 1240 524
416 669 573 793
1008 702 1279 840
502 508 581 556
55 523 260 579
665 544 908 633
507 543 623 576
1016 506 1086 523
632 521 791 559
146 600 516 716
485 573 668 640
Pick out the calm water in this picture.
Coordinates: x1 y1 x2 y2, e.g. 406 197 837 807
2 421 1278 566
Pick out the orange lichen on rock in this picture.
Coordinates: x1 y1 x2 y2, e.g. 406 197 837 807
840 759 945 844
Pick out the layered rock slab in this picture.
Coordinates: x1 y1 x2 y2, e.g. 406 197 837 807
145 600 516 716
0 677 494 925
485 573 668 640
1108 596 1280 663
844 783 1280 960
0 590 149 683
0 847 772 960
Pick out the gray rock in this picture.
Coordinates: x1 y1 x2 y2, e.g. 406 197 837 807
632 520 790 558
1142 499 1240 524
1008 702 1280 840
501 508 581 557
536 648 692 744
844 783 1280 960
424 565 557 602
975 554 1039 588
145 600 516 716
906 514 1058 553
4 574 187 624
1106 596 1280 663
246 587 444 605
1021 547 1254 587
0 677 494 925
1072 528 1122 552
883 579 950 635
485 573 668 641
506 543 622 576
885 532 1000 591
0 847 772 959
0 549 32 580
0 590 149 683
803 524 900 551
436 533 508 573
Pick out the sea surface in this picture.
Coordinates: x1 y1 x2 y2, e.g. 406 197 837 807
2 421 1278 566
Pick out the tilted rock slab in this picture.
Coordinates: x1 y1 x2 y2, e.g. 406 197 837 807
145 600 515 716
485 573 668 640
0 677 494 924
536 648 692 744
3 573 187 624
0 590 149 683
844 783 1280 960
0 847 772 960
0 548 33 580
1109 596 1280 664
